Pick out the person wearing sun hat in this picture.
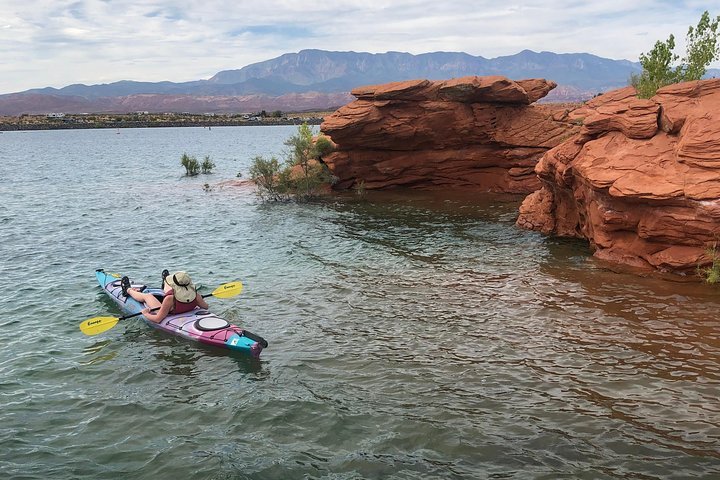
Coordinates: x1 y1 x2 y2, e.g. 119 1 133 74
164 271 197 304
125 270 209 323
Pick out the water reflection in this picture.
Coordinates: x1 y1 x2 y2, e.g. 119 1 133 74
536 239 720 379
138 330 265 377
80 339 119 365
517 238 720 464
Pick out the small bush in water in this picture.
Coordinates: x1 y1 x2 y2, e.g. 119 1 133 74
181 153 216 176
249 155 292 201
354 180 366 197
201 155 215 174
181 153 200 176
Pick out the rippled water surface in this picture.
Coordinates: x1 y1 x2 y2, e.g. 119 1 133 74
1 126 719 479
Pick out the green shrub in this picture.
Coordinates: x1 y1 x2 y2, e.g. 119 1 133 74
181 153 216 176
201 155 215 174
632 11 720 98
181 153 200 176
314 135 334 157
249 123 334 201
249 155 291 201
700 245 720 284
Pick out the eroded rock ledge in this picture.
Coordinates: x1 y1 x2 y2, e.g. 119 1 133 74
320 76 579 193
517 79 720 275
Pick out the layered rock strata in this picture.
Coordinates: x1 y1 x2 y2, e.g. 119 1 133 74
320 76 580 193
517 80 720 274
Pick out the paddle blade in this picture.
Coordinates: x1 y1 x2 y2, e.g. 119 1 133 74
80 316 119 336
211 281 243 299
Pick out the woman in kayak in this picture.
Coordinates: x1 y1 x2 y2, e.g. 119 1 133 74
123 271 209 323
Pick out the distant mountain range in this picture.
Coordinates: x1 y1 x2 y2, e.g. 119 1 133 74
2 49 718 115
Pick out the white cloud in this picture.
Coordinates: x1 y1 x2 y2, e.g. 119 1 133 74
0 0 718 93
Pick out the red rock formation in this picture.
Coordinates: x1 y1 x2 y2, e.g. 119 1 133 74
517 79 720 275
320 76 580 193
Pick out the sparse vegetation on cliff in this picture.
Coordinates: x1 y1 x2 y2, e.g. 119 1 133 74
700 244 720 284
632 10 720 98
249 123 335 201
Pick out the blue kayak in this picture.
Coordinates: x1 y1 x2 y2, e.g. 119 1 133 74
96 269 267 357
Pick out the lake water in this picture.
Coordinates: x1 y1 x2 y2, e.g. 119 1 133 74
0 126 718 479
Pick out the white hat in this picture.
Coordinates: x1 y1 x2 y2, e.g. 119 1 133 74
165 271 196 303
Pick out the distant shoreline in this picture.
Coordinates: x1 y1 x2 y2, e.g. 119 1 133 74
0 112 328 132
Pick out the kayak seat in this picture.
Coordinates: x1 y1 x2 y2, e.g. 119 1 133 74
194 316 230 331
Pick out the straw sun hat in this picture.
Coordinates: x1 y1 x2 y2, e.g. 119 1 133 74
165 271 196 303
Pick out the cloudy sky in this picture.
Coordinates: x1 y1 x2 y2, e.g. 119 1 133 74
0 0 717 94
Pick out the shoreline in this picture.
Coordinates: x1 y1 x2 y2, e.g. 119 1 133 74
0 111 329 132
0 118 323 132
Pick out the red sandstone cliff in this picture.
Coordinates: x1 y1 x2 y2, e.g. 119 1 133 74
320 75 720 276
517 79 720 275
320 76 580 193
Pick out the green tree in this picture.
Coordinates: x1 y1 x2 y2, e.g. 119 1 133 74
632 11 720 98
631 34 680 98
249 123 335 201
682 11 720 80
284 123 335 199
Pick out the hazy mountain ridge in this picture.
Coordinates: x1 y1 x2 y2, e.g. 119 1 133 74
2 49 718 115
208 49 642 93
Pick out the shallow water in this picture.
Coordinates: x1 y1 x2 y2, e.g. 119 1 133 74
0 126 718 479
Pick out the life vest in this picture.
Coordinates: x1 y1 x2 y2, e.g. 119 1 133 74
166 293 199 314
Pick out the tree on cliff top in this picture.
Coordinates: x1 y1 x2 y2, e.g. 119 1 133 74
631 10 720 98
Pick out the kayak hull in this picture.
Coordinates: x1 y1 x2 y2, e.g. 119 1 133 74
96 269 265 358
